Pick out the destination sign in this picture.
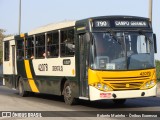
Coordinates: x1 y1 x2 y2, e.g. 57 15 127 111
94 20 110 27
114 21 148 27
93 19 149 28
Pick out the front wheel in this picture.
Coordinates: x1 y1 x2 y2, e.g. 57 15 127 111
18 78 29 97
63 81 77 105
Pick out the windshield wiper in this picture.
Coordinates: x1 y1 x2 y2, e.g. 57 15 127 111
139 30 153 44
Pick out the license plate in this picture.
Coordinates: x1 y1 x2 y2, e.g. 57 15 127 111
100 93 111 98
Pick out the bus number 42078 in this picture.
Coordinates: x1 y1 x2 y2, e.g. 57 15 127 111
38 64 48 71
140 71 151 76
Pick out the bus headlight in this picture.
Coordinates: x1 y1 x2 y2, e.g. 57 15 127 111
91 83 113 91
146 82 150 88
97 83 102 89
141 80 156 90
103 85 107 91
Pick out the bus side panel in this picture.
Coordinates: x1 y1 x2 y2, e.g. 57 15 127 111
3 74 15 88
22 76 79 96
29 59 62 95
17 60 32 91
29 60 79 97
16 58 79 97
32 76 62 95
32 77 77 96
17 59 66 95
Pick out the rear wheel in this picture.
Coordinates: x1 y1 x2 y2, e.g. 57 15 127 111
63 81 77 105
18 78 29 97
112 99 126 105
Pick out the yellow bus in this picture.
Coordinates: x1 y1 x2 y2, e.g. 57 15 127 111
3 16 157 105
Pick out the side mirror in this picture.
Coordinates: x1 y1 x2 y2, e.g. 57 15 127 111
153 34 157 53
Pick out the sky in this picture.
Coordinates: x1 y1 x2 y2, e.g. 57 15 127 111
0 0 160 60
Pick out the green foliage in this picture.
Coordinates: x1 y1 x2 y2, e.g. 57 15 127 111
0 29 6 64
156 60 160 81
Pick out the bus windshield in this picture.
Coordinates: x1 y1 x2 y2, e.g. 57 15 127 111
90 32 154 70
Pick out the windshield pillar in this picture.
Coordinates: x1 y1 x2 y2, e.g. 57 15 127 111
123 33 128 70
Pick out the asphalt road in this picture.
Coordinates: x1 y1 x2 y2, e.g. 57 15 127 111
0 83 160 120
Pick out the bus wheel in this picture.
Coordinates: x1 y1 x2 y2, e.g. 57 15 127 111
18 78 29 97
63 81 76 105
112 99 126 105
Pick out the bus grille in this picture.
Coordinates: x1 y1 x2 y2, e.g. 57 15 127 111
102 76 150 90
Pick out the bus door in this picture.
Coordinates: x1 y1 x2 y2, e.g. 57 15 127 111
79 34 89 97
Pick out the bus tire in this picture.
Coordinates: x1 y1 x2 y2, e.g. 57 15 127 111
63 81 77 105
18 78 29 97
112 99 126 105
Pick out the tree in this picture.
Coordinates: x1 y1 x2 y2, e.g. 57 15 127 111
155 60 160 81
0 29 5 42
0 29 6 64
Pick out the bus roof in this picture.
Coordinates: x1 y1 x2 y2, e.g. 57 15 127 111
3 16 150 40
28 20 76 35
3 35 15 41
93 15 148 19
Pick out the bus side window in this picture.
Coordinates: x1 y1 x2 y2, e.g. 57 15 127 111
26 37 34 59
60 29 75 57
35 34 45 59
47 32 59 57
4 41 10 61
17 40 24 60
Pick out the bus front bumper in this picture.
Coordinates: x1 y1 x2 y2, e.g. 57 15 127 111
89 85 157 101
